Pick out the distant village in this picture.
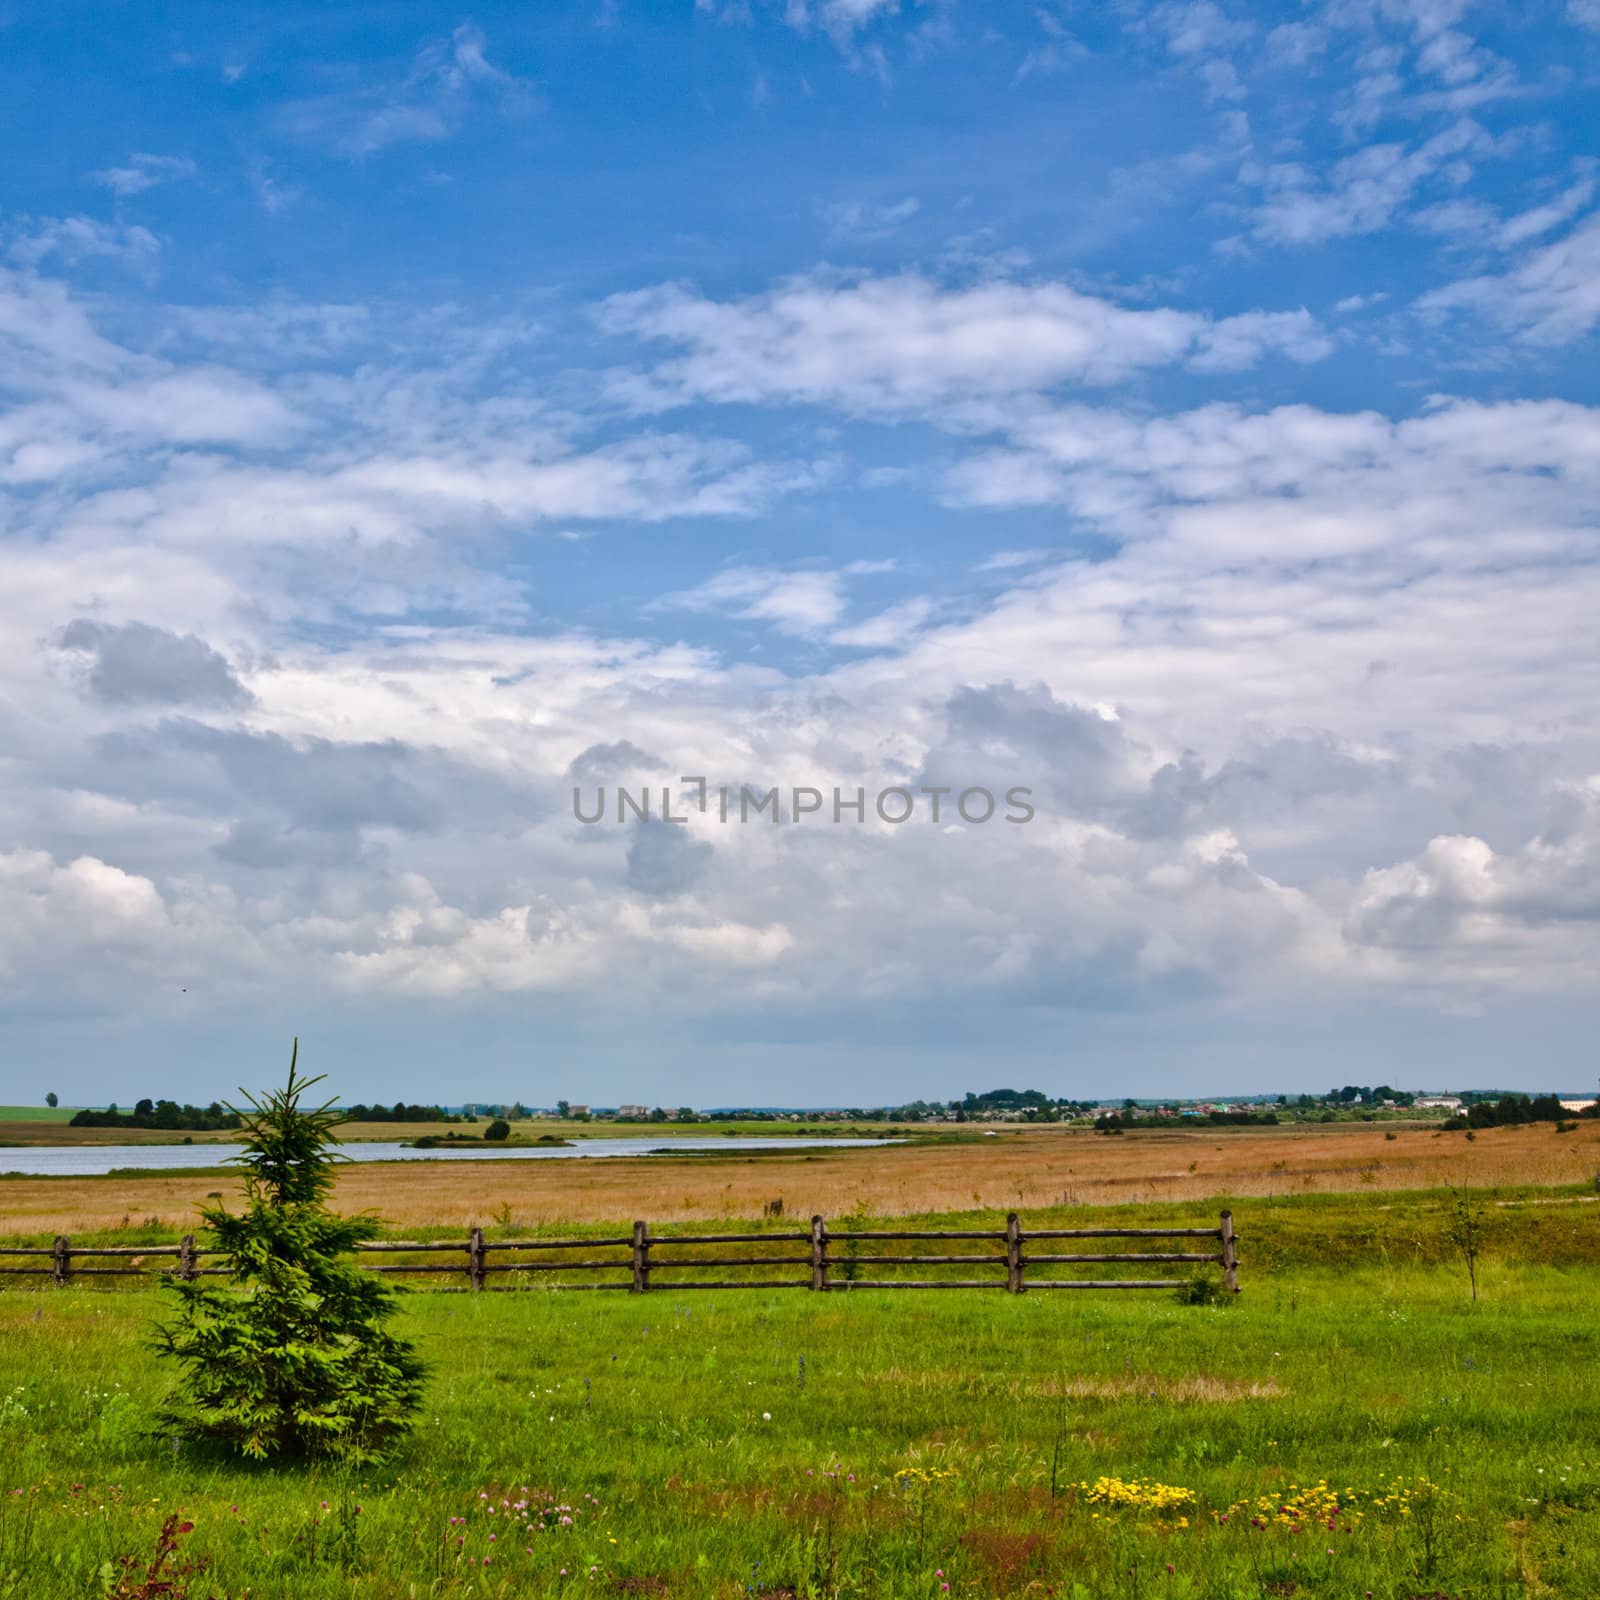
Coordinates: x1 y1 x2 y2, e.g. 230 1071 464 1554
63 1082 1598 1136
438 1084 1599 1129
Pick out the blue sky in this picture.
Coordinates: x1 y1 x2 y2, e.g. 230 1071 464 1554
2 0 1599 1107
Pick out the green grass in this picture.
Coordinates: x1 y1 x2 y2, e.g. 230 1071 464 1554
0 1106 75 1123
1 1201 1597 1597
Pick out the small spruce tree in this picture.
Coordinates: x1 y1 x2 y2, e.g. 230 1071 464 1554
154 1041 424 1461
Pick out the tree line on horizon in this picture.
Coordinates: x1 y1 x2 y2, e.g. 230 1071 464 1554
57 1083 1592 1131
70 1099 241 1132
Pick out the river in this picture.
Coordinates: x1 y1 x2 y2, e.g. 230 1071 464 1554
0 1135 901 1177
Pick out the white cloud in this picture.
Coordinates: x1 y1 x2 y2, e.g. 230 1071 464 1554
975 549 1052 572
1417 213 1600 345
0 849 175 988
1346 796 1600 985
941 394 1600 566
1189 309 1335 371
1495 172 1597 250
1249 120 1486 245
781 0 903 49
1146 1 1251 59
820 196 920 242
657 917 794 965
1263 20 1326 68
819 0 898 37
658 565 852 634
249 161 303 216
831 597 936 648
88 153 197 198
7 217 161 272
599 271 1328 413
1 266 1598 1048
1132 2 1251 104
335 893 602 997
277 24 533 158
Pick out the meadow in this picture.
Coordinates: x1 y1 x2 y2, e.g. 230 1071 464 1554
5 1111 1600 1600
3 1174 1600 1598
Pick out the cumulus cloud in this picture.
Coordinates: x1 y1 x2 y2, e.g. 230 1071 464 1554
1 258 1597 1077
831 597 936 649
88 153 197 198
0 269 299 466
1345 792 1600 986
941 395 1600 568
1248 120 1487 245
1417 213 1600 345
626 819 716 896
7 216 161 271
658 565 852 635
89 718 536 840
567 741 668 781
57 620 254 708
0 849 177 995
1188 309 1334 371
1145 1 1251 59
771 0 911 62
599 271 1329 413
1136 1 1251 102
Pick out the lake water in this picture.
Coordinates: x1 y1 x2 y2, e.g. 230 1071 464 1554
0 1135 900 1177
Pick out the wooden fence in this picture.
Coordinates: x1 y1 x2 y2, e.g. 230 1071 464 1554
0 1212 1239 1294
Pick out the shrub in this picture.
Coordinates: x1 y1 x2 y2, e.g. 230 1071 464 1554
152 1041 424 1462
1443 1186 1492 1304
1174 1270 1224 1306
483 1118 512 1141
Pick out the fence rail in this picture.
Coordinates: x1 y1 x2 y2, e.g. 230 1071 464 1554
0 1211 1239 1294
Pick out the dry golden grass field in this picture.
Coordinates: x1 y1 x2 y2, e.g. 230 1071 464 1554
4 1117 1597 1237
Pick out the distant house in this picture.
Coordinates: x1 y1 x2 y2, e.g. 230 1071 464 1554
1415 1095 1464 1111
616 1103 649 1119
1560 1098 1596 1113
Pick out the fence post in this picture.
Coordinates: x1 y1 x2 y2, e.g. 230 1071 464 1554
468 1226 486 1292
810 1214 829 1292
1005 1212 1024 1293
178 1233 197 1282
631 1220 650 1293
52 1234 70 1288
1220 1210 1239 1294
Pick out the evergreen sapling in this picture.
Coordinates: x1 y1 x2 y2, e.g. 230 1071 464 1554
153 1041 424 1462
